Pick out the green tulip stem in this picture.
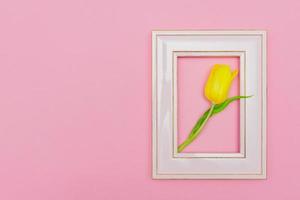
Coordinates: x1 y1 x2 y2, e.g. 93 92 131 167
178 104 215 153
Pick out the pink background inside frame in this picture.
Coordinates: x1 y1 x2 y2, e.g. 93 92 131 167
177 56 240 153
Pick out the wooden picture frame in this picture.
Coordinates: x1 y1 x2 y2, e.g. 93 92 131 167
152 30 267 179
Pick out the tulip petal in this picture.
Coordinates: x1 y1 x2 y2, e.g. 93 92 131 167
231 69 239 81
204 64 219 102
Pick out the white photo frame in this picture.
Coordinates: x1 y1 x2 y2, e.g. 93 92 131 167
152 30 267 179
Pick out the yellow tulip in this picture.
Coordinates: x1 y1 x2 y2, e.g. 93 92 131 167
204 64 238 104
178 64 250 153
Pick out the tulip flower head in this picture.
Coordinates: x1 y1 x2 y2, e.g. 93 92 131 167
204 64 238 104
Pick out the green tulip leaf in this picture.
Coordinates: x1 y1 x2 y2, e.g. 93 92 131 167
178 95 252 152
189 95 251 137
212 95 252 115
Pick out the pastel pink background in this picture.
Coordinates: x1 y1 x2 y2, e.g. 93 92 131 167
0 0 299 199
178 57 240 153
